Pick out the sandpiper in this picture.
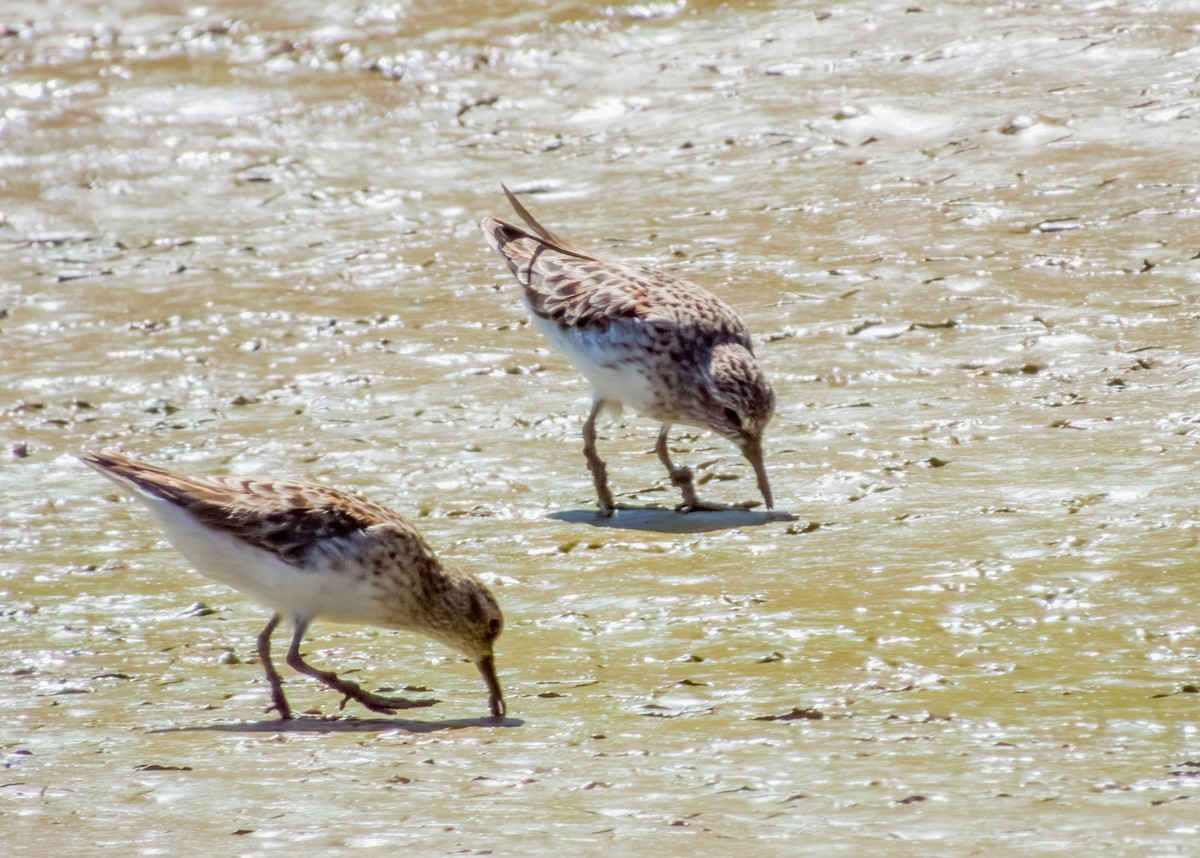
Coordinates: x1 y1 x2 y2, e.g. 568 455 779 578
79 450 505 719
480 186 775 516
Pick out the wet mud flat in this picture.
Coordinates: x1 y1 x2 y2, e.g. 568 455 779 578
2 1 1199 855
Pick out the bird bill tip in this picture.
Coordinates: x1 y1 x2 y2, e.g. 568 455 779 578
757 471 774 510
740 438 773 510
477 654 506 718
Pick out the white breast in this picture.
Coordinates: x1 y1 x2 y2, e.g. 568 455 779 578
134 495 394 627
529 313 665 415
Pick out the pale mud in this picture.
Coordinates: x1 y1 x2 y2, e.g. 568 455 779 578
2 1 1199 855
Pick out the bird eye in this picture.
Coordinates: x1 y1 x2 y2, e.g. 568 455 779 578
723 407 740 426
488 617 502 638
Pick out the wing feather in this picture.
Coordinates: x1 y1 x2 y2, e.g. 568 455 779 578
79 450 429 568
480 191 753 350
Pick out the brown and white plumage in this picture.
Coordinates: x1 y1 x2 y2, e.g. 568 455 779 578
480 185 775 515
79 450 505 719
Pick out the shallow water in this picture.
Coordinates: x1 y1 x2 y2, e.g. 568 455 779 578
3 1 1199 854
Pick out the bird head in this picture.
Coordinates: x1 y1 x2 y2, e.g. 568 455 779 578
704 343 776 509
433 574 507 718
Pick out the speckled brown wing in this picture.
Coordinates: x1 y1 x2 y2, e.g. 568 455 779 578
480 217 756 350
80 451 431 568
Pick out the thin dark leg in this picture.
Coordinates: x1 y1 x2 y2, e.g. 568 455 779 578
283 617 438 714
583 399 615 516
656 424 725 512
256 612 291 719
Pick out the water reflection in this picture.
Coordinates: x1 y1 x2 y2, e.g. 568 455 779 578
152 714 525 735
550 506 796 533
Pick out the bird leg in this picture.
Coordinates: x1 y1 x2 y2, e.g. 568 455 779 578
583 399 616 516
256 612 292 719
656 424 727 513
284 618 438 714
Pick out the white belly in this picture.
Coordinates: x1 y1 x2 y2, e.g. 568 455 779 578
139 497 391 626
530 313 665 416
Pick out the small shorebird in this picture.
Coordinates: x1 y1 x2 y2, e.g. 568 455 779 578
480 186 775 516
80 450 505 719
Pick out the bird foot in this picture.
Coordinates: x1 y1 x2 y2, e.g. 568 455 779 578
675 498 761 514
675 499 729 513
338 691 439 714
596 500 645 518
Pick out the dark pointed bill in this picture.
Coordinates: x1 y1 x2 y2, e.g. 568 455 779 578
477 654 506 717
742 438 773 510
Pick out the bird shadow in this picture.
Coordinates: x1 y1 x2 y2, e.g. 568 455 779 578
548 505 796 533
149 714 522 735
